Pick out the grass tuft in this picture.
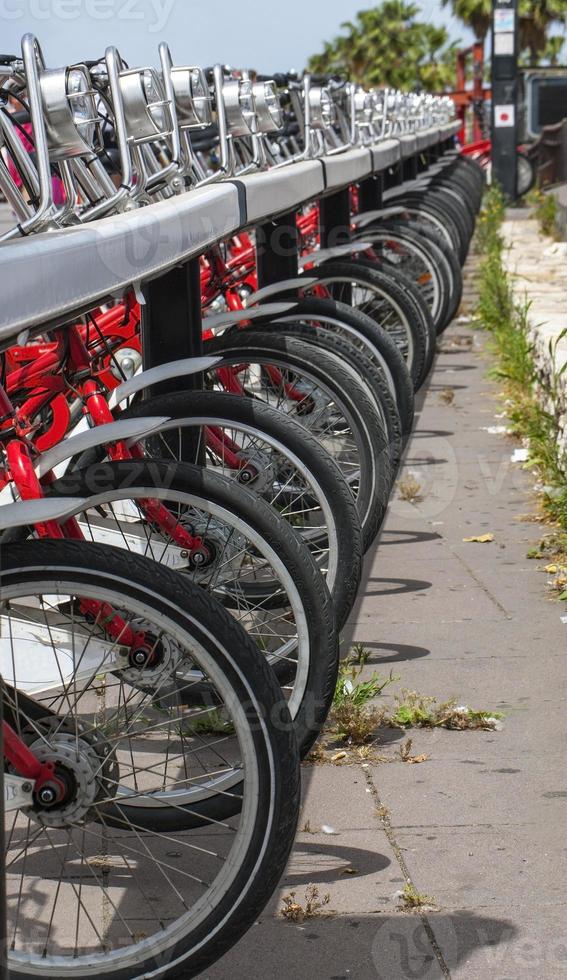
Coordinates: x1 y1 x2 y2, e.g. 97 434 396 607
390 689 503 731
398 473 423 504
330 657 396 744
527 187 560 239
399 883 436 910
281 885 330 923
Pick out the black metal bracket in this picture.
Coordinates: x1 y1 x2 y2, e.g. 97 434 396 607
319 188 351 248
358 173 384 213
402 154 418 183
141 259 203 389
256 211 299 287
141 257 204 462
384 162 403 190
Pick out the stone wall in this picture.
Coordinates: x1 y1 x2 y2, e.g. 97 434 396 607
502 215 567 469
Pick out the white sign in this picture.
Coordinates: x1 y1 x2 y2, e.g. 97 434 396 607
494 8 515 31
494 104 515 128
494 32 515 55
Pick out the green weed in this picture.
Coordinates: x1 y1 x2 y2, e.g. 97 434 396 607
390 690 503 731
527 187 559 239
476 187 567 532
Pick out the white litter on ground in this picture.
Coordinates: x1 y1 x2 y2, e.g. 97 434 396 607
511 448 529 463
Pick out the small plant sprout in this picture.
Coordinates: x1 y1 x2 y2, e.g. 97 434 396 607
334 660 397 708
527 187 560 239
398 472 423 504
281 885 331 923
301 820 316 835
350 642 371 666
397 883 437 910
331 660 397 745
399 738 429 764
439 387 456 405
178 708 235 737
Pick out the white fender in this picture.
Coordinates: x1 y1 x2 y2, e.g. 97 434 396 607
245 277 318 306
202 302 297 332
36 417 170 478
0 497 88 531
299 242 373 269
112 356 220 406
351 206 406 227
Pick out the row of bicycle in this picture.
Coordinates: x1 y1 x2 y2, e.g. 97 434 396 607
0 33 484 979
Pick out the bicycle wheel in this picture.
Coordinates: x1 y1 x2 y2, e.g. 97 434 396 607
389 189 471 262
1 539 300 979
305 259 432 388
331 257 438 386
42 459 338 757
386 218 464 328
269 295 414 436
203 330 392 550
110 390 363 630
245 319 404 471
379 193 467 263
355 222 453 332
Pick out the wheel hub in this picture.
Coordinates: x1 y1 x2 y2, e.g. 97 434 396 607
234 448 275 493
23 717 118 829
118 625 181 690
186 519 247 583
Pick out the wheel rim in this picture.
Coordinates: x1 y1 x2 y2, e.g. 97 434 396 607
2 573 265 975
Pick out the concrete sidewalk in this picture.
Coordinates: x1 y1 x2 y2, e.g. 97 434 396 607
204 267 567 979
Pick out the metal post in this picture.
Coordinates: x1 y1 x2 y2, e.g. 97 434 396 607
491 0 518 199
141 258 204 462
402 153 418 183
142 259 203 386
384 162 403 190
256 211 299 287
318 187 352 303
358 173 383 213
319 188 351 248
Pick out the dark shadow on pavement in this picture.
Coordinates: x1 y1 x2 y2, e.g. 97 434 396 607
282 841 390 886
352 641 430 665
411 429 455 439
379 530 442 546
403 456 449 466
199 911 520 979
363 577 432 597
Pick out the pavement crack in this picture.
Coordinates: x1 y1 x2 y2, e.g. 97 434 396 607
446 545 513 619
363 767 452 979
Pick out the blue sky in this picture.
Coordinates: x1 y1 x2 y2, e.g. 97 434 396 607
1 0 474 70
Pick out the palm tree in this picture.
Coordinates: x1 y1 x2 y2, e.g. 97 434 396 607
307 2 459 91
519 0 567 63
441 0 491 40
442 0 567 64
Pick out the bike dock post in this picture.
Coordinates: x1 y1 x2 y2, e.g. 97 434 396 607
402 152 419 183
141 260 204 463
319 188 352 248
358 173 384 213
141 260 203 394
256 211 300 288
319 186 352 304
